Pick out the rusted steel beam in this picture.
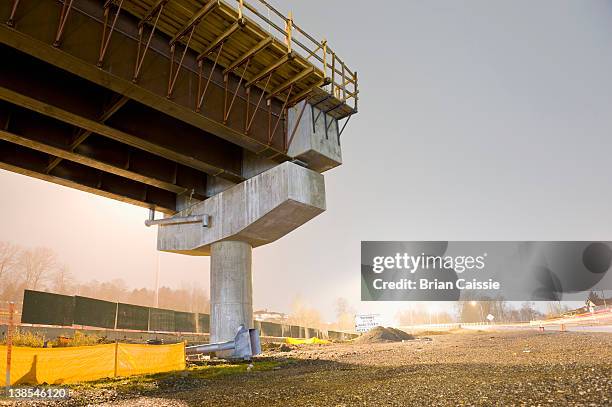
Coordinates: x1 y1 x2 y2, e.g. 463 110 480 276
223 37 272 75
167 26 196 98
245 52 294 88
286 99 307 152
196 43 224 113
169 0 220 46
45 95 129 173
97 0 124 67
53 0 75 47
133 1 165 82
196 19 245 62
268 67 315 100
0 43 246 178
245 73 272 133
100 95 130 122
45 129 89 173
268 84 292 145
6 0 21 27
223 59 250 123
0 141 176 214
0 128 190 195
0 3 289 156
0 86 243 182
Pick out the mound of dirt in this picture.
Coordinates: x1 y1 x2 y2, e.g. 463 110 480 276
354 326 415 343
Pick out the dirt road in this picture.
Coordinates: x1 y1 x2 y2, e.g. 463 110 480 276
9 330 612 406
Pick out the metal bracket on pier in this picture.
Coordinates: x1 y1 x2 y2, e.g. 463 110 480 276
186 325 261 361
145 209 210 227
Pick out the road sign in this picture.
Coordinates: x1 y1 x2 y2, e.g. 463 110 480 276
355 314 382 333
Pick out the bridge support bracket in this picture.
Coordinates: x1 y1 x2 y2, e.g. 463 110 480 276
145 213 210 227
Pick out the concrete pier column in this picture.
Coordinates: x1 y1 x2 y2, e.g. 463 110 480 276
210 240 253 344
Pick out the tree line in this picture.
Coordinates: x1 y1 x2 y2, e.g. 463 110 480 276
0 241 209 314
1 241 575 329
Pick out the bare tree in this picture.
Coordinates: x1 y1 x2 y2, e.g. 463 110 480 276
0 242 22 300
484 298 508 321
0 241 213 312
518 301 537 321
97 279 129 302
288 296 322 328
546 301 569 318
397 303 455 325
334 297 355 330
458 300 484 323
128 287 154 307
18 247 57 291
51 264 74 294
0 241 20 282
190 285 210 313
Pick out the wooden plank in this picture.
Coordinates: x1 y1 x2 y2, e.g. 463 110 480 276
196 19 245 61
222 36 272 74
138 0 167 26
169 0 220 45
245 53 293 88
288 77 330 107
125 0 335 106
120 0 356 110
267 66 315 100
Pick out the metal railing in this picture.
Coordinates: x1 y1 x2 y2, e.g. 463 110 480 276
231 0 358 112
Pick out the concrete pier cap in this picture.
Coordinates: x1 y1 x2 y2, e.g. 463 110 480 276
155 161 326 345
288 101 343 173
157 161 326 255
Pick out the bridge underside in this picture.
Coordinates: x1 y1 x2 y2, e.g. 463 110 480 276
0 43 239 214
0 0 358 349
0 0 356 213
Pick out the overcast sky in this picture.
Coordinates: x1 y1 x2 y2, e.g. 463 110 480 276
2 0 612 321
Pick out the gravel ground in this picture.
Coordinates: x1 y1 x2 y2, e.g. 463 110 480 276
3 330 611 406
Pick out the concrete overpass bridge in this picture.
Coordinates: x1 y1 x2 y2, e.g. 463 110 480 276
0 0 357 349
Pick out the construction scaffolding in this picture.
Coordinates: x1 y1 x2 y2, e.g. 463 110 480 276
114 0 358 117
0 0 359 213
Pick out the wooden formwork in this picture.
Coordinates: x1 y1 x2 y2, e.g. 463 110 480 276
105 0 357 119
0 0 358 213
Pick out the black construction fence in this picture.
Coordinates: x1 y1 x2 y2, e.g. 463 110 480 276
20 290 356 340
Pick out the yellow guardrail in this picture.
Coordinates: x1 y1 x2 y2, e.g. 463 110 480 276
0 342 185 385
